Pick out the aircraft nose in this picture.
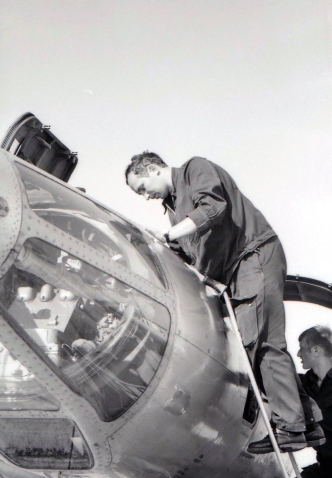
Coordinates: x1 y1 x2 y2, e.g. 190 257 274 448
0 150 23 277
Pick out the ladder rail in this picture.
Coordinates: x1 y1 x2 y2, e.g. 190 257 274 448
222 291 290 478
289 452 302 478
203 276 297 478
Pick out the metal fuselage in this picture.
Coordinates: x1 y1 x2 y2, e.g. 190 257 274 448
0 149 298 478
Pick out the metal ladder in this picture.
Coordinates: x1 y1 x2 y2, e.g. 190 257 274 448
203 276 302 478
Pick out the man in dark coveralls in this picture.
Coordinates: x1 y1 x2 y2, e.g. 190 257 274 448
125 151 324 453
297 326 332 477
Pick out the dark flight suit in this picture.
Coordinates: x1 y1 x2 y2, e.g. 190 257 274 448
163 156 306 431
300 369 332 477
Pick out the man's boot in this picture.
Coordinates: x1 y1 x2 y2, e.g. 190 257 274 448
248 428 306 454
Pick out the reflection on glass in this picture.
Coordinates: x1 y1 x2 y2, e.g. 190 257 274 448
0 341 59 411
0 418 91 469
15 162 166 288
1 238 170 421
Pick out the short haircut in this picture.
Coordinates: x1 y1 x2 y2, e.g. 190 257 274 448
125 151 167 184
299 325 332 357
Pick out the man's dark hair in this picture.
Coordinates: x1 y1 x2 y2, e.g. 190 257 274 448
299 325 332 357
125 151 167 184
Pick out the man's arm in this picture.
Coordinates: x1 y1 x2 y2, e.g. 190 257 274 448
167 217 197 241
146 218 197 243
149 157 227 244
166 157 227 241
185 157 227 234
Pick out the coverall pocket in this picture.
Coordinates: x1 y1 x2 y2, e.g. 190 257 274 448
233 296 258 347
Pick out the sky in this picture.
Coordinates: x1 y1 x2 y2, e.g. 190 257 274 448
1 0 332 358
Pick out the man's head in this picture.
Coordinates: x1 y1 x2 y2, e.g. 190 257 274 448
125 151 171 200
297 325 332 369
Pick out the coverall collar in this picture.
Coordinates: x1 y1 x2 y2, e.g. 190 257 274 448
162 167 178 214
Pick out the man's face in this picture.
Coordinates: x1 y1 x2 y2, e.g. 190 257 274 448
297 339 316 369
128 168 169 200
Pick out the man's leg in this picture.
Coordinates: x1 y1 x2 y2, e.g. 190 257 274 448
255 240 324 446
256 238 306 431
230 238 305 431
230 237 307 452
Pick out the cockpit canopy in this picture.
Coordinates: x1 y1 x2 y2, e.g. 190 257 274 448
0 158 170 423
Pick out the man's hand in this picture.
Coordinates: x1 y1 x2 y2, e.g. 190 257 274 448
145 218 197 244
145 228 168 243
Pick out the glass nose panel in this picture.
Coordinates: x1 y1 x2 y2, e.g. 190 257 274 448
0 341 59 411
0 238 170 421
15 162 167 288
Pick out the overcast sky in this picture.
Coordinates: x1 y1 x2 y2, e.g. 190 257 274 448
1 1 332 375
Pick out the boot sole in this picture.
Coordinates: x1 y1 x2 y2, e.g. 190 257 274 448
248 442 307 455
247 447 276 455
279 442 307 452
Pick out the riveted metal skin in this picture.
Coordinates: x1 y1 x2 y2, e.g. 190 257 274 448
0 150 296 478
12 159 170 310
0 150 23 278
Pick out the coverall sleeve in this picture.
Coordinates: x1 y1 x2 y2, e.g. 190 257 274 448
185 157 227 235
